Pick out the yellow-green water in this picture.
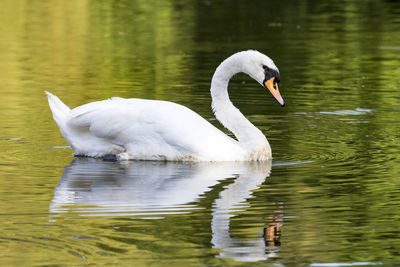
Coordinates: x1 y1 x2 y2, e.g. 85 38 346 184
0 0 400 265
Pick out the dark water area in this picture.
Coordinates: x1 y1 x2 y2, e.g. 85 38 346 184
0 0 400 265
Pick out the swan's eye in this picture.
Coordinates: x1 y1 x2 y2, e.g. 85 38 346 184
262 65 269 70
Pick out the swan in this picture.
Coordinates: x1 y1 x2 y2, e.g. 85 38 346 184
46 50 284 161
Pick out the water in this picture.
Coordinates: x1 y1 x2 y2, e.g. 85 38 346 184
0 0 400 265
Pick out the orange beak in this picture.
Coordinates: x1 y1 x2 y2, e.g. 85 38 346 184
264 77 284 106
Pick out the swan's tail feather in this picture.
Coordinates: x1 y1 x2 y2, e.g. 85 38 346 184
45 91 71 125
45 91 74 149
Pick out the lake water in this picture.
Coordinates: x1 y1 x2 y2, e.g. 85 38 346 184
1 0 400 266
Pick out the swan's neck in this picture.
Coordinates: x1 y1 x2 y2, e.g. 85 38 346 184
210 55 269 153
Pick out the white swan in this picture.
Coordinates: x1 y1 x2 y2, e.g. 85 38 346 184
46 50 284 161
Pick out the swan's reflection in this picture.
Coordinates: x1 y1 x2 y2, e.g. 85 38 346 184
50 158 278 261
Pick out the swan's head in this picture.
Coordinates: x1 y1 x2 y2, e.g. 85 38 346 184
240 50 284 107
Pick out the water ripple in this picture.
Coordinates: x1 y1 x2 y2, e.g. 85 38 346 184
317 108 373 116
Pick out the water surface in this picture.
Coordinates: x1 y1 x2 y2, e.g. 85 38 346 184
0 0 400 266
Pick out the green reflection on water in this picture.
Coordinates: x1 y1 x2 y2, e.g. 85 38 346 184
0 0 400 265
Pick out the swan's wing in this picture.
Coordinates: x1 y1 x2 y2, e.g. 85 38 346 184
69 98 180 140
69 98 144 139
67 98 238 158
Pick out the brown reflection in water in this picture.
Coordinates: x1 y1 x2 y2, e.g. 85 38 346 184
263 207 283 252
